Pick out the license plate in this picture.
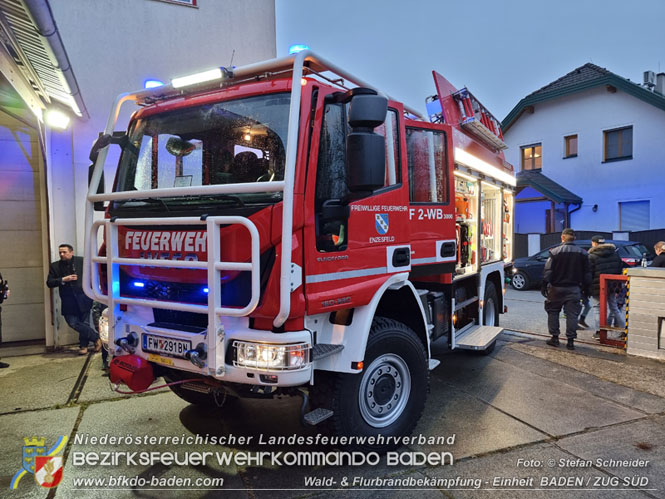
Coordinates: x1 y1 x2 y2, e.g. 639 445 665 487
142 334 192 359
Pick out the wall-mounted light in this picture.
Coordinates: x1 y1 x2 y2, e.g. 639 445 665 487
592 204 598 212
45 109 71 130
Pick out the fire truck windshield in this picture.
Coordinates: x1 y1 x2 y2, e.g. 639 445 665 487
114 93 290 208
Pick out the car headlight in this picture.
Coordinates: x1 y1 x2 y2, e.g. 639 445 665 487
233 341 309 370
98 311 109 344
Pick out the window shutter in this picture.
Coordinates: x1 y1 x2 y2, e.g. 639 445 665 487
620 201 649 231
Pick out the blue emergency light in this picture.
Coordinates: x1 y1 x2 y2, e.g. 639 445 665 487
144 79 164 89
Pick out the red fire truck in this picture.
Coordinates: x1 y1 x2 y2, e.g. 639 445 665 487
84 52 515 448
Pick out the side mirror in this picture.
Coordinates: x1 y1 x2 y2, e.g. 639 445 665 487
346 89 387 193
89 134 113 163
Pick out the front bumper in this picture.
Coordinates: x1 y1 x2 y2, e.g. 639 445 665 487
111 314 312 387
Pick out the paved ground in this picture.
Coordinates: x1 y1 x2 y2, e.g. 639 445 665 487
0 290 663 498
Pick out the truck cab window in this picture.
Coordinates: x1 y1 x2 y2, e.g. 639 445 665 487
114 93 290 208
406 128 448 203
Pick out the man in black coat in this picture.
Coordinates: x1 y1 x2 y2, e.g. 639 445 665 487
542 228 592 350
47 244 100 354
0 271 9 368
588 235 624 335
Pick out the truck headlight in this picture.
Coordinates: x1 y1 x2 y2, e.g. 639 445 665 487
233 341 309 370
98 312 109 344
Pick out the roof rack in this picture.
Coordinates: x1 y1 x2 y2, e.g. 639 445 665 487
130 52 425 119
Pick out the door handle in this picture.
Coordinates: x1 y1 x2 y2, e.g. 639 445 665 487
392 247 410 267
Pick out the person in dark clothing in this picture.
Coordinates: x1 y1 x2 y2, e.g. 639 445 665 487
651 241 665 267
0 271 9 368
542 228 592 350
578 295 591 329
47 244 100 355
588 235 624 337
92 301 109 371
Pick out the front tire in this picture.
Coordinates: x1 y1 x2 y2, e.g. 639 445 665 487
511 271 530 291
327 317 428 451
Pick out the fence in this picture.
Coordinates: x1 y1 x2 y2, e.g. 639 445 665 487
514 229 665 258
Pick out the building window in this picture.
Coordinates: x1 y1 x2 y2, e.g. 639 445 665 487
564 135 577 158
151 0 197 7
521 144 542 171
619 200 649 231
604 126 632 162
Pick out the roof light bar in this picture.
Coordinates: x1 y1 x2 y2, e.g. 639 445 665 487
171 68 223 89
454 148 516 187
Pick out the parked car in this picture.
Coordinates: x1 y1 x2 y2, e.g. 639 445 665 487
510 240 653 291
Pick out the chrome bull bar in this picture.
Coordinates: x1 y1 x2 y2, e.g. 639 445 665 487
87 215 260 375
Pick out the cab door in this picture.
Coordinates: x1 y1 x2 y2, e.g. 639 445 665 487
302 89 410 316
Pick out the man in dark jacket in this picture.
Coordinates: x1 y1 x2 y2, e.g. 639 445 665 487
47 244 100 354
588 235 624 335
542 228 592 350
0 271 9 368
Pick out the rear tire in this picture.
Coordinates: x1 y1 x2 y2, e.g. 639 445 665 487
483 282 500 327
480 283 500 355
325 317 428 452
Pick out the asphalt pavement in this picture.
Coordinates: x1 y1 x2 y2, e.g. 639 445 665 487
1 289 664 498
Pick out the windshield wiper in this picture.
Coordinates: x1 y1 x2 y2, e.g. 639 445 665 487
181 194 245 207
117 197 171 211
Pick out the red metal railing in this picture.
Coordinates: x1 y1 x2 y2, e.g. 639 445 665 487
598 274 629 348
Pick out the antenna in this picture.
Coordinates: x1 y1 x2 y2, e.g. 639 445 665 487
229 49 235 69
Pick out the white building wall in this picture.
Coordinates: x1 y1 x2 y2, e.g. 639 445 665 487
504 86 665 232
48 0 276 258
40 0 275 346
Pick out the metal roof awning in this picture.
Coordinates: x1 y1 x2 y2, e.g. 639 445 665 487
0 0 88 119
516 170 582 205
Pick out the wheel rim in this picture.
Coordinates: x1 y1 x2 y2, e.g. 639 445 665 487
485 297 496 326
512 274 525 289
358 353 411 428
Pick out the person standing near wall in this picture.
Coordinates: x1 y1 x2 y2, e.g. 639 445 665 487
542 228 592 350
588 235 625 338
0 271 10 368
47 244 100 354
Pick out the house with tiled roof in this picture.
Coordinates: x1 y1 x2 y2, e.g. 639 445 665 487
501 63 665 236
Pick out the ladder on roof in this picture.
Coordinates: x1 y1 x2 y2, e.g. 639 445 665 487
454 88 507 151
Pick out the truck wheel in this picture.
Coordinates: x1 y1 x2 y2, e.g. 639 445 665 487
328 317 428 451
483 282 500 327
480 282 500 355
511 272 529 291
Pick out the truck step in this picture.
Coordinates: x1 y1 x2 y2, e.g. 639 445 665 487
311 343 344 361
303 408 334 426
455 325 503 350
